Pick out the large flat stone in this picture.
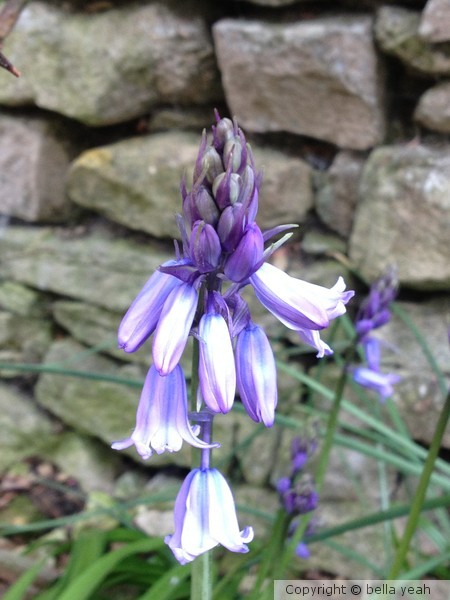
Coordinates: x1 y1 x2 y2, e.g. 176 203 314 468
0 115 75 222
414 81 450 133
376 6 450 75
0 2 221 125
213 16 385 149
0 225 173 312
349 144 450 290
419 0 450 42
67 132 200 240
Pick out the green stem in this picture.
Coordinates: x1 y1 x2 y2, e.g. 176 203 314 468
248 510 290 600
387 388 450 579
191 552 213 600
190 336 200 413
315 365 349 490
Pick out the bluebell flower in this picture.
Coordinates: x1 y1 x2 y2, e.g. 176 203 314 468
276 436 319 560
152 282 199 376
250 263 354 332
165 467 254 564
198 299 236 414
189 221 222 274
114 113 354 564
235 320 277 426
355 267 397 341
353 365 401 402
353 271 400 401
118 261 182 353
295 542 310 559
111 365 217 459
223 222 264 283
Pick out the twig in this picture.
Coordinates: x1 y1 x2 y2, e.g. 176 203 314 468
0 0 29 77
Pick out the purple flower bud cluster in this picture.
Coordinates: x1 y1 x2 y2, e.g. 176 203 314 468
352 268 400 401
355 267 398 342
113 113 354 564
277 437 319 559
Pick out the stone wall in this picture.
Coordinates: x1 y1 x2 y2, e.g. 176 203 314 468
1 0 449 577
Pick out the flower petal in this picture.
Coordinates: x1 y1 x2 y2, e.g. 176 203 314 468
152 283 199 375
118 263 181 353
112 365 216 459
235 322 277 426
165 468 253 564
250 263 330 330
198 312 236 413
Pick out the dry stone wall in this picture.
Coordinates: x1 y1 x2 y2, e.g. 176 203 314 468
0 0 449 577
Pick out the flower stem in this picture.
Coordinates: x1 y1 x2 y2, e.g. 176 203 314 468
190 336 200 413
387 387 450 579
191 552 213 600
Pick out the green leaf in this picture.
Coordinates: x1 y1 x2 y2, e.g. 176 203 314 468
55 538 165 600
3 559 47 600
136 563 190 600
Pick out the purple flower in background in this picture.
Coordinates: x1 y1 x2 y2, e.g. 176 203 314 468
111 365 217 459
276 436 319 559
353 337 400 401
355 267 398 342
353 366 401 402
277 437 319 517
352 270 400 401
165 468 254 564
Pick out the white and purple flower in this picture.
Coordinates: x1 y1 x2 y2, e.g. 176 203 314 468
113 113 355 564
165 468 254 564
111 364 217 459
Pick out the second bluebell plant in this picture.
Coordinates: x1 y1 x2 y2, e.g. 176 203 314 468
113 113 354 564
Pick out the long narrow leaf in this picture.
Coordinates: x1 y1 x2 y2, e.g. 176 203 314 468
3 560 47 600
56 538 165 600
136 563 190 600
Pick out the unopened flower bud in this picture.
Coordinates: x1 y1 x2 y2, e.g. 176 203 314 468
195 186 220 227
217 203 244 251
201 146 224 184
224 223 264 282
193 130 208 183
223 131 247 174
190 221 222 274
237 164 255 206
235 321 277 426
213 117 234 151
212 171 240 209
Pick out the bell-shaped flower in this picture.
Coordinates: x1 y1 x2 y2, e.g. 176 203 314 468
250 262 354 331
165 467 254 564
224 223 264 283
152 282 199 375
118 263 181 353
235 321 277 426
111 365 217 459
198 308 236 413
352 366 401 402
